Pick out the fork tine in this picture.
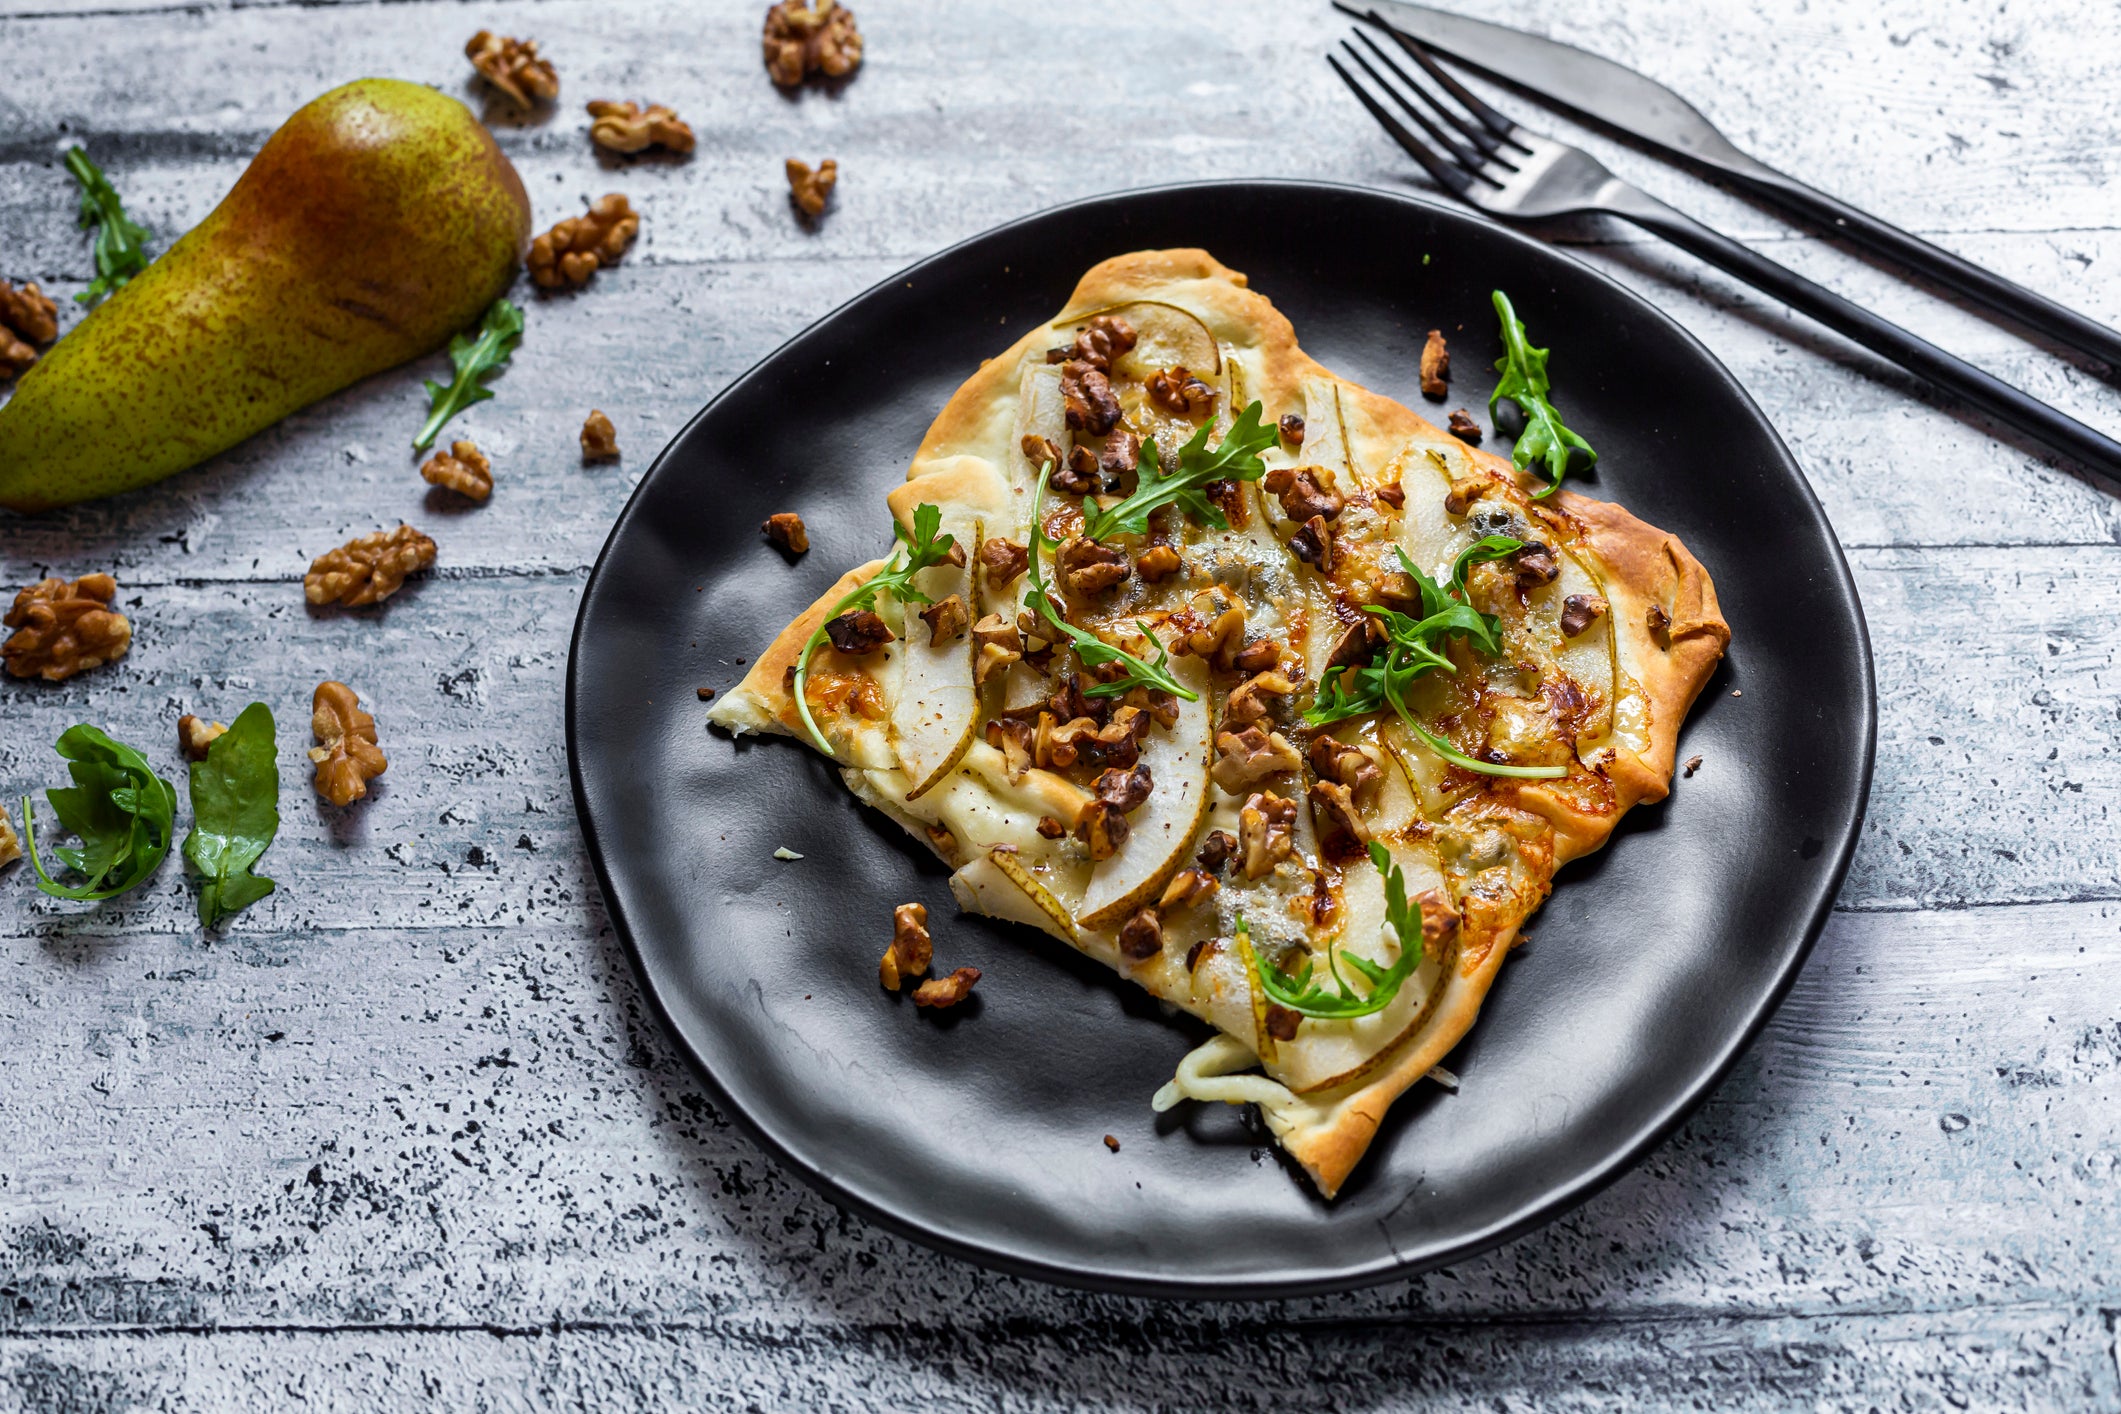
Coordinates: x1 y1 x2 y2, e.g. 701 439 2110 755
1339 40 1494 180
1361 10 1523 143
1326 52 1472 196
1351 29 1515 168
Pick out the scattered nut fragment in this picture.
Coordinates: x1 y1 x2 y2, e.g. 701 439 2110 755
696 686 717 701
1446 409 1483 444
1309 779 1371 860
824 609 892 655
1224 670 1296 728
1263 465 1344 523
1417 888 1462 947
529 194 639 290
1146 365 1216 417
581 410 620 462
971 613 1022 689
305 525 437 608
1560 592 1607 638
420 440 493 502
978 538 1029 590
1683 754 1703 778
1264 1003 1301 1042
1277 412 1305 448
1117 907 1163 960
1646 604 1673 647
309 681 386 807
1196 829 1238 875
1419 329 1450 399
919 593 969 646
0 278 58 380
785 158 838 218
466 31 559 108
1211 725 1302 794
1443 476 1487 516
587 100 696 156
763 0 864 86
879 902 933 990
1059 360 1122 436
0 803 19 871
1159 868 1218 913
1136 545 1183 583
1074 798 1130 861
3 573 131 681
1513 542 1561 586
913 966 981 1009
1056 536 1129 597
1036 815 1066 840
1239 791 1298 880
178 714 228 762
1102 1134 1120 1153
763 511 809 555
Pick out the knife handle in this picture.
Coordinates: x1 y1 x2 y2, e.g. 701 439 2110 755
1722 162 2121 372
1606 189 2121 491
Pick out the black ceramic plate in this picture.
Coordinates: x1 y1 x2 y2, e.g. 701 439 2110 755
567 181 1874 1298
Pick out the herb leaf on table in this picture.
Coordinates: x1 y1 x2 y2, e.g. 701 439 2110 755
1489 290 1596 498
65 147 152 306
20 725 179 901
182 702 280 929
1080 401 1276 540
414 299 524 450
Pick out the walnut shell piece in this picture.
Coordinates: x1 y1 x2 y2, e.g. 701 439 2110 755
304 525 437 608
420 440 493 502
581 410 620 462
0 278 58 380
879 901 933 990
309 681 386 807
529 194 640 291
587 99 696 156
3 574 132 681
912 966 980 1010
763 0 864 86
466 31 559 108
786 158 838 218
178 715 228 763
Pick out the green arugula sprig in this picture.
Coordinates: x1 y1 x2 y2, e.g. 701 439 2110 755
1304 536 1567 780
182 703 281 929
1490 290 1596 498
1027 463 1197 703
1080 401 1276 540
792 503 960 755
1241 843 1427 1021
415 299 524 450
21 724 178 902
65 147 152 306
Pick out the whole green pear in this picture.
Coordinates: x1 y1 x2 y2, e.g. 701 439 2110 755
0 78 530 512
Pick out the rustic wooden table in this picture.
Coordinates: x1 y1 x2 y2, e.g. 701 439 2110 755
4 0 2119 1408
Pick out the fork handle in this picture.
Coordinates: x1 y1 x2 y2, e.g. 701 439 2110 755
1607 189 2121 490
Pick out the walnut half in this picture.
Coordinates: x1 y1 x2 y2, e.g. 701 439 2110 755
912 966 980 1009
587 100 696 156
529 194 640 290
786 158 838 218
879 902 933 990
305 525 437 608
0 802 19 872
420 440 493 502
466 31 559 108
763 0 864 86
581 410 620 462
3 573 132 681
1 278 58 380
309 681 387 807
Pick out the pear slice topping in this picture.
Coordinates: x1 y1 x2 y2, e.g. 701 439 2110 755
885 512 980 800
1052 299 1222 378
1076 651 1214 932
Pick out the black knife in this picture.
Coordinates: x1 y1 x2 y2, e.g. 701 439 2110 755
1343 0 2121 371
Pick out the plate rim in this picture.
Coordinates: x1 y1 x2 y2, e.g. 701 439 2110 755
565 177 1879 1299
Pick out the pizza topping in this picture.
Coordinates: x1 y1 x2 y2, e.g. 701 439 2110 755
1127 544 1179 585
1560 592 1608 638
1053 314 1137 372
1309 736 1383 807
1184 936 1220 972
1444 476 1489 517
1021 433 1063 469
1447 409 1483 444
1309 779 1371 860
1211 726 1302 793
1080 403 1276 540
979 538 1029 589
1196 829 1239 875
1238 791 1298 880
1225 669 1297 728
1373 480 1407 510
1262 465 1345 522
1074 798 1130 860
1177 603 1247 673
1287 514 1335 572
1117 907 1164 960
1159 868 1219 913
985 717 1035 782
1513 543 1561 586
1094 763 1155 814
970 613 1022 688
1417 887 1461 945
1264 1004 1301 1042
1277 412 1305 447
913 967 981 1009
1055 536 1129 597
918 594 969 645
1054 446 1102 496
1023 472 1199 704
1096 427 1143 480
1324 618 1383 671
1419 329 1450 399
1060 360 1123 436
879 901 934 990
1146 365 1217 417
1233 639 1282 674
1646 604 1673 646
825 609 893 655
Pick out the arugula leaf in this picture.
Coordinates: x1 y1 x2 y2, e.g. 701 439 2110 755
1489 290 1596 498
414 299 524 450
182 703 280 929
1238 854 1425 1021
792 503 960 755
21 725 178 901
1080 401 1276 540
1025 463 1198 703
65 147 152 306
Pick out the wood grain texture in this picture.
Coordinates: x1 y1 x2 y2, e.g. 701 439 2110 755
2 0 2119 1408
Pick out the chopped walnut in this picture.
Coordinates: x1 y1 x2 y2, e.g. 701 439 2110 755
1117 908 1163 961
1176 603 1247 673
979 538 1029 590
1074 798 1131 861
1447 409 1483 444
1059 360 1122 436
1103 1134 1120 1152
305 526 436 608
1034 714 1100 771
1420 329 1450 399
1196 829 1238 875
1309 779 1371 859
1059 315 1137 371
529 194 639 290
1647 604 1673 647
1136 545 1183 583
1561 592 1608 638
1683 754 1703 779
1264 1003 1301 1042
178 715 227 763
1376 572 1421 611
1184 937 1220 972
587 100 696 156
1277 412 1305 448
1288 514 1335 572
467 31 559 107
1036 815 1066 840
1325 618 1382 671
1095 427 1141 480
1211 726 1302 794
0 803 18 872
1020 433 1063 470
1444 477 1487 515
971 613 1022 690
1233 639 1282 674
763 0 864 86
786 158 839 218
1056 537 1129 597
1263 465 1344 522
309 681 387 807
1224 669 1296 728
1417 887 1461 947
1159 868 1218 913
879 901 933 990
1146 365 1216 417
1309 736 1383 808
913 966 980 1009
763 511 809 554
919 594 969 646
825 609 892 655
420 440 493 502
1373 481 1406 510
1094 763 1154 814
1514 542 1561 586
581 410 621 462
0 278 58 379
1055 444 1102 496
986 717 1035 781
3 574 131 681
1238 791 1298 880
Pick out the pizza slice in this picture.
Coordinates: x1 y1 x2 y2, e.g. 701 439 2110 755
709 249 1728 1197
